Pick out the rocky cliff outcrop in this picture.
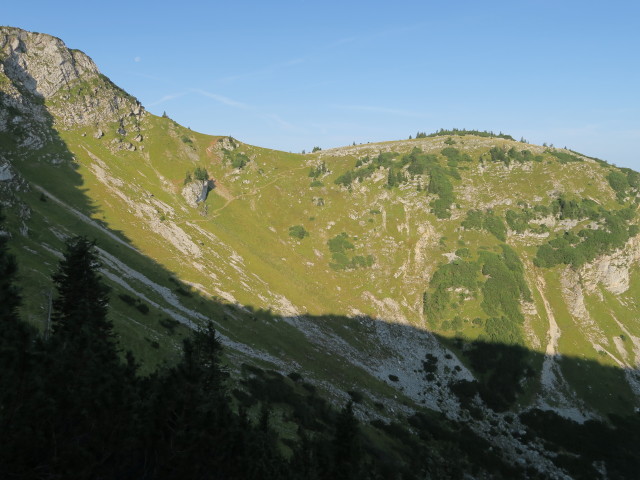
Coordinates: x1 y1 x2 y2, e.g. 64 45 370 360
581 235 640 295
0 26 144 130
0 27 98 98
182 181 205 207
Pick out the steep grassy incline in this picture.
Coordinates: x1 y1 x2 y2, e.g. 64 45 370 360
2 27 640 428
8 111 640 418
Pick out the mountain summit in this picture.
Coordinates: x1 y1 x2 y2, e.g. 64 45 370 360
2 26 640 478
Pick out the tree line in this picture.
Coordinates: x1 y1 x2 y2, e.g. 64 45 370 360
0 212 373 479
7 208 637 477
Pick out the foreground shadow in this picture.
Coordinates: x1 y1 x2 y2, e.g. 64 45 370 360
1 54 639 477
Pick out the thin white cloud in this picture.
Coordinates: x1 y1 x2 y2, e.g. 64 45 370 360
282 58 305 67
325 36 358 48
252 113 308 134
217 23 425 86
192 89 249 109
127 71 176 83
146 89 249 109
134 56 141 62
332 104 429 118
324 23 426 51
218 57 305 84
147 91 188 106
263 113 296 131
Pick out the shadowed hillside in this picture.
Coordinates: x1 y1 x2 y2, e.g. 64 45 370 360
2 26 640 479
2 228 640 478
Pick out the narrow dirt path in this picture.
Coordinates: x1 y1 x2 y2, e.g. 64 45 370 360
209 164 310 217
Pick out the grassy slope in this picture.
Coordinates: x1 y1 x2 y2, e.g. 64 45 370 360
4 105 640 414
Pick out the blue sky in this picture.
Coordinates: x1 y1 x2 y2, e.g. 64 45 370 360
5 0 640 170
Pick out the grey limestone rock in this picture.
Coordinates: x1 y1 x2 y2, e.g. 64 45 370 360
0 26 145 128
0 163 14 182
0 27 98 99
216 136 237 152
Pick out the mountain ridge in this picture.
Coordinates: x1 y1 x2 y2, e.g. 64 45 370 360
1 26 640 477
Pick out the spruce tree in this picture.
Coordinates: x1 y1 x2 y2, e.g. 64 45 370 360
0 209 44 477
0 208 30 379
0 209 21 326
331 401 362 479
290 426 322 479
45 237 130 475
51 236 115 356
145 322 235 477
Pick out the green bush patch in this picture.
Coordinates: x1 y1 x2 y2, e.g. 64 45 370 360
288 225 309 240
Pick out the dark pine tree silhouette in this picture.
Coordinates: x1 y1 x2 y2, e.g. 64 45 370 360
0 209 21 326
44 236 133 476
331 401 362 479
51 236 113 349
0 207 30 395
0 208 41 476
